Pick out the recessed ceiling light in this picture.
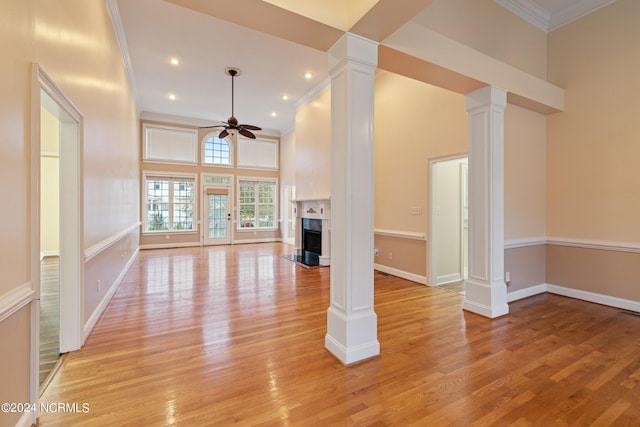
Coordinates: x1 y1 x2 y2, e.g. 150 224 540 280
170 58 180 66
304 72 313 80
282 95 289 101
271 112 277 117
168 93 176 100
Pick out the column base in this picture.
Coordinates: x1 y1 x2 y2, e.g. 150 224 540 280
325 306 380 364
463 277 509 318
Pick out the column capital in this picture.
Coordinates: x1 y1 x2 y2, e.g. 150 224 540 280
328 32 378 74
465 86 507 111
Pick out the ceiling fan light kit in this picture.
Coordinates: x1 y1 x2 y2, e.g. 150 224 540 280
200 67 262 139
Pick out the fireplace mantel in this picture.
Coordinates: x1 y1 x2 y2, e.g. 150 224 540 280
293 198 331 266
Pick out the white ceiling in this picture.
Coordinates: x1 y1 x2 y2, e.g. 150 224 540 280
112 0 614 134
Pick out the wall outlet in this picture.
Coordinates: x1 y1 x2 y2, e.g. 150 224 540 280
97 279 101 292
374 248 380 257
388 252 393 260
505 272 511 286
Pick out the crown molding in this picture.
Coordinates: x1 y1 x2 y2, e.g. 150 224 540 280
495 0 550 32
106 0 140 110
495 0 617 32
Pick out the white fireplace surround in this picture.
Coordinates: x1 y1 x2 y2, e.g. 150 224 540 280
293 198 331 266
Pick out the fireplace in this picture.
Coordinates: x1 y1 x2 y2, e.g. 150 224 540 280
293 198 331 266
302 218 322 266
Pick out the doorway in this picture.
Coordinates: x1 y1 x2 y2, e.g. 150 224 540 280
429 155 468 293
31 65 83 400
203 186 232 245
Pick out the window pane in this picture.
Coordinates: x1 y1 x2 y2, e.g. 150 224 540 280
258 204 275 228
240 205 255 228
147 204 169 231
203 136 231 165
203 176 231 185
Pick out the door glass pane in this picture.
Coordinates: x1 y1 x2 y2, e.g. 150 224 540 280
208 194 227 238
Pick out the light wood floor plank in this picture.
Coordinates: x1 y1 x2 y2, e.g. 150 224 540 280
39 243 640 426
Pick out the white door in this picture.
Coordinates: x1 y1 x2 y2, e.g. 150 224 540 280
203 187 231 245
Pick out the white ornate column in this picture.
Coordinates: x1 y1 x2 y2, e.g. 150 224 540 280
325 33 380 364
463 86 509 318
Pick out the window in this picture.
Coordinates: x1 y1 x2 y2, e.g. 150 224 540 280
144 173 196 232
203 134 232 166
238 178 277 230
237 137 278 170
143 124 198 164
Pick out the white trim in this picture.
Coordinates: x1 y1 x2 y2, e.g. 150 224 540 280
436 273 462 286
506 284 546 302
547 237 640 254
503 237 640 253
547 284 640 313
495 0 550 32
15 411 32 427
504 237 547 249
548 0 617 32
41 250 60 258
106 0 139 109
495 0 617 32
84 248 139 341
233 238 281 244
0 283 35 323
84 222 140 262
374 229 426 241
140 242 201 250
374 264 428 285
294 76 331 111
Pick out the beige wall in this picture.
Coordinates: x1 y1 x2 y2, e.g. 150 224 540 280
547 0 640 243
547 245 640 302
0 1 139 423
414 0 548 79
504 104 547 240
545 0 640 301
374 71 468 278
41 107 60 256
505 245 546 293
294 85 332 200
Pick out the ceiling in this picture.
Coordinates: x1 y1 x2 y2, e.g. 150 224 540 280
112 0 615 134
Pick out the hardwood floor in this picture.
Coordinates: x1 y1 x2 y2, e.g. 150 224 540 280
40 256 61 385
40 243 640 426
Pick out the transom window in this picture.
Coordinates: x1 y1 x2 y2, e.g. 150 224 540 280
144 173 196 232
238 178 277 230
203 134 231 166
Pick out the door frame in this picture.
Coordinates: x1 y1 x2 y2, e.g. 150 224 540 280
427 152 467 287
199 172 235 246
30 64 84 410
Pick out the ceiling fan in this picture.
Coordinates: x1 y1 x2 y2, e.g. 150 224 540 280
201 67 261 139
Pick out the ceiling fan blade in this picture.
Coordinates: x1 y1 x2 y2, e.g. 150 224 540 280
218 129 230 139
199 125 225 129
238 128 256 139
238 124 262 131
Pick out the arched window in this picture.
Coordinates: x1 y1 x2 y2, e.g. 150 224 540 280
203 134 231 166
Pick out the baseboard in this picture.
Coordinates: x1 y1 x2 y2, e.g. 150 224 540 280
140 242 200 250
436 273 462 286
83 247 139 341
546 284 640 313
507 284 547 302
374 264 427 285
233 238 281 244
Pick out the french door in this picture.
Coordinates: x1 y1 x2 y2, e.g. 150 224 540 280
203 187 231 245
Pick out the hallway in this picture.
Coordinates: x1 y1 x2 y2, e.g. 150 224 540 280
40 243 640 425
